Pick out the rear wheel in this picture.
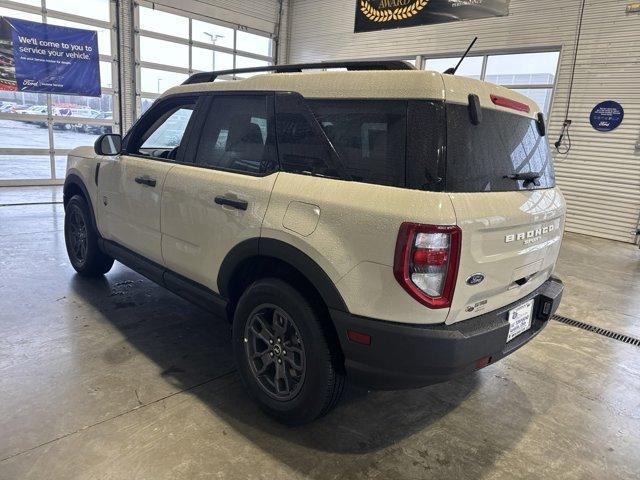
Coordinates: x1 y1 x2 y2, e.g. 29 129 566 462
64 195 114 277
233 278 345 425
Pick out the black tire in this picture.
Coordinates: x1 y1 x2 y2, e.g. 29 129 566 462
233 278 345 425
64 194 114 277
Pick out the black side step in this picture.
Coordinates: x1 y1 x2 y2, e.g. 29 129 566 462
99 239 228 319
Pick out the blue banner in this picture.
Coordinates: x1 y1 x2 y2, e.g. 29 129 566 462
0 17 100 96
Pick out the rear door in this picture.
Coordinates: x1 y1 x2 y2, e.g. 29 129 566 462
160 93 279 291
442 92 565 324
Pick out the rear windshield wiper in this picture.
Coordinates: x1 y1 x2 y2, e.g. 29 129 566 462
504 172 541 187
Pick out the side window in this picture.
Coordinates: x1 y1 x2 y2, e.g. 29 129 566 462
194 95 276 174
275 92 341 178
306 100 406 187
127 97 196 160
141 108 193 150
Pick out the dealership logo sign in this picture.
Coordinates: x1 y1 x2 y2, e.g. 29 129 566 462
354 0 510 33
359 0 429 23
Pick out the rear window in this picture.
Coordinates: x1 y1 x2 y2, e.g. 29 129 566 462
307 100 406 187
445 104 555 192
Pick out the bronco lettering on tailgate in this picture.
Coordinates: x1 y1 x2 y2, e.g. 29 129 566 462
505 224 556 245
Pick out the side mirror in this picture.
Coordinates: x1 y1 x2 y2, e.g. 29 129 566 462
94 133 122 156
536 112 546 137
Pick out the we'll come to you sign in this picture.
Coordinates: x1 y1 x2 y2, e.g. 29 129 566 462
0 16 100 96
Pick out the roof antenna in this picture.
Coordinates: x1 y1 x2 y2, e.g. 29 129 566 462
444 37 478 75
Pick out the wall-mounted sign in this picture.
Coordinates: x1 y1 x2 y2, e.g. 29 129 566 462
354 0 510 33
590 101 624 132
0 17 100 96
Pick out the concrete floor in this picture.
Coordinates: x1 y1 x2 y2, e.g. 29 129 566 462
1 186 639 480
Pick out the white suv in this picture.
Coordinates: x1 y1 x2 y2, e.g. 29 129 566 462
63 61 565 424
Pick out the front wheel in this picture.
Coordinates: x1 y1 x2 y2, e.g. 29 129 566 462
64 195 114 277
233 278 345 425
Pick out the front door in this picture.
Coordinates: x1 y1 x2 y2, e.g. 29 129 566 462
97 96 199 264
160 93 279 292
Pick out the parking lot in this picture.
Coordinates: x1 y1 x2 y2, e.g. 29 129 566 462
0 119 104 180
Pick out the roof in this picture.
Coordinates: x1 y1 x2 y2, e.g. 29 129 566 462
163 69 541 119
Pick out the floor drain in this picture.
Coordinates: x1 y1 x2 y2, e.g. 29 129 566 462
552 314 640 347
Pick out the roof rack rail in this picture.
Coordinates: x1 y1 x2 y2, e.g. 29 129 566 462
182 60 415 85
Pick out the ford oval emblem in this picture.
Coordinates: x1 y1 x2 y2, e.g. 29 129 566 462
466 273 485 286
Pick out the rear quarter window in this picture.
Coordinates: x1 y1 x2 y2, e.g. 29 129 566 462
307 100 406 187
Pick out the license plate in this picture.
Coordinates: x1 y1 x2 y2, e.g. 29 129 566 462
507 299 534 342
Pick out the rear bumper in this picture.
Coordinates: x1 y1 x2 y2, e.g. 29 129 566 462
330 276 563 390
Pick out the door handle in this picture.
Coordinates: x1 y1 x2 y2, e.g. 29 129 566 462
214 195 248 211
135 176 156 187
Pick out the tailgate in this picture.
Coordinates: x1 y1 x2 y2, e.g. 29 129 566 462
447 188 565 324
440 78 566 324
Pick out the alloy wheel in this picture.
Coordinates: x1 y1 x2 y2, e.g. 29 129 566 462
68 206 88 265
244 304 306 401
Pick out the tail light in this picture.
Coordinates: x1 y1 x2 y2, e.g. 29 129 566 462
393 223 461 309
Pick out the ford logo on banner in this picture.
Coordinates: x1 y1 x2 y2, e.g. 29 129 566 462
0 16 100 97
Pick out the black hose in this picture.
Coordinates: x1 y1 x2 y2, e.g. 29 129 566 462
555 0 587 154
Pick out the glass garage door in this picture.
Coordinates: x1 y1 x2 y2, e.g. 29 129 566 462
135 1 275 117
0 0 119 185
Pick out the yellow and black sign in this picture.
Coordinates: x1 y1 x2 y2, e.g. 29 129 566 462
354 0 510 33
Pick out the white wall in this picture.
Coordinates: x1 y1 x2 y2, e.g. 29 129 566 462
148 0 282 33
287 0 640 243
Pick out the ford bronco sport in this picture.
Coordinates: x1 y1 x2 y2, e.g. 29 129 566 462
63 61 565 424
